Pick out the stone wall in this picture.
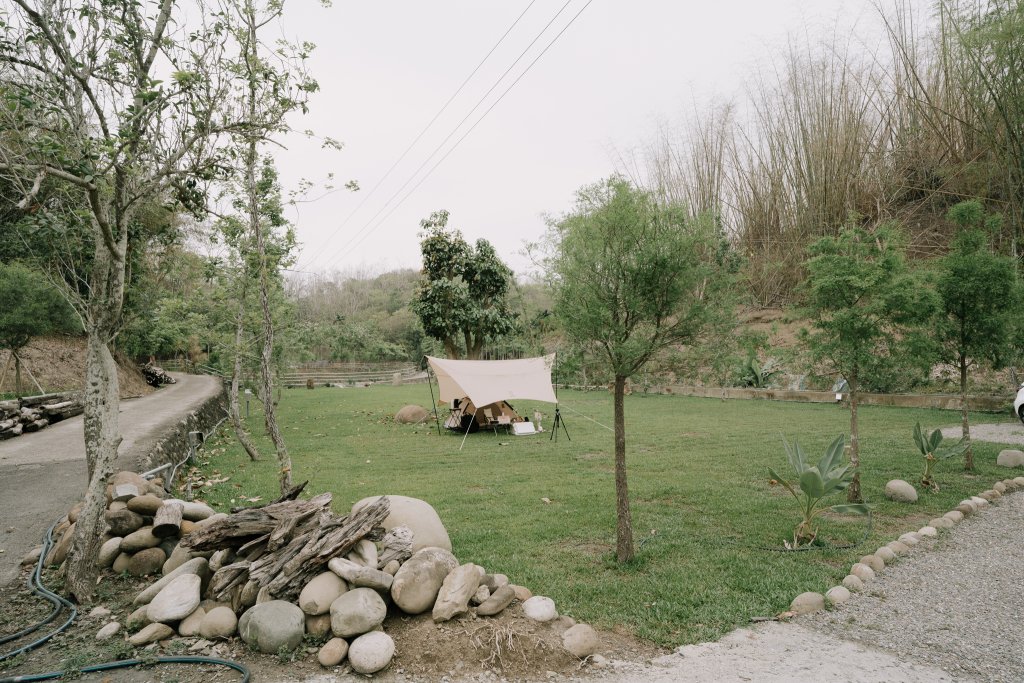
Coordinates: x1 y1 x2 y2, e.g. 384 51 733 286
135 380 228 476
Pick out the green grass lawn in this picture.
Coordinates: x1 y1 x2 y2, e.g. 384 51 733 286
193 385 1017 646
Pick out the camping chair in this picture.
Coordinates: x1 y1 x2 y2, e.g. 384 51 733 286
496 414 512 434
481 407 501 435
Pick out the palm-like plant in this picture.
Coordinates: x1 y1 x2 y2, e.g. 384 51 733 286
913 423 969 492
768 435 872 547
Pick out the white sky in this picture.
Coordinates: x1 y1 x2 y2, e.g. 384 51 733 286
274 0 930 279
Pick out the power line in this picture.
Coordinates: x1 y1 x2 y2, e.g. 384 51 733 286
296 0 539 271
306 0 581 273
321 0 596 270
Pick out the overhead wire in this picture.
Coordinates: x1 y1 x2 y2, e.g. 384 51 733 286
295 0 540 271
307 0 589 274
315 0 595 273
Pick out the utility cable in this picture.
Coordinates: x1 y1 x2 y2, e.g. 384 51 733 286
309 0 586 273
296 0 539 271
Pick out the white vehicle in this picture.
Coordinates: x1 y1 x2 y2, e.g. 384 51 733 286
1015 384 1024 424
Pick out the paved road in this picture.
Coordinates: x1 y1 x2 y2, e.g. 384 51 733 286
0 373 222 586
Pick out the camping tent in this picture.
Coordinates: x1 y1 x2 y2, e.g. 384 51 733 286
426 355 557 432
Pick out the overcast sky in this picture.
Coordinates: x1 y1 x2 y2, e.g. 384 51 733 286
274 0 930 280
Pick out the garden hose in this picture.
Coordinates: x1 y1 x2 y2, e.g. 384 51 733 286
0 520 77 662
0 519 248 683
0 656 250 683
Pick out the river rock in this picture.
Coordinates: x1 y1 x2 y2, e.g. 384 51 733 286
383 560 400 575
300 571 349 616
328 557 393 591
177 606 206 636
126 494 164 516
306 613 332 638
918 526 938 537
433 563 483 622
352 495 451 552
67 502 83 523
238 600 305 654
128 622 174 646
825 586 851 605
330 587 387 637
886 540 911 556
162 545 192 575
993 481 1008 494
997 449 1024 468
46 523 75 566
346 539 378 568
850 563 875 582
111 470 149 491
147 573 201 622
347 631 395 674
121 526 161 553
874 546 896 564
112 552 132 573
522 596 558 622
971 496 990 508
200 606 237 639
884 479 918 503
394 405 429 424
175 500 216 522
562 623 601 657
477 585 516 616
842 575 864 592
471 585 490 605
979 489 1000 501
21 546 42 567
859 555 884 572
93 536 122 568
390 547 458 614
318 637 349 667
482 573 509 592
95 622 121 641
1014 476 1024 487
789 592 825 615
930 517 954 529
943 510 964 523
898 532 920 546
135 557 211 605
128 547 167 577
112 483 140 503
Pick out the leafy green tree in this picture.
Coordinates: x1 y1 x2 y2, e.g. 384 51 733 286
547 177 735 562
801 223 937 502
0 263 78 395
937 201 1017 470
412 211 518 359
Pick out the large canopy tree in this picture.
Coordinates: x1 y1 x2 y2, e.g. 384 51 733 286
802 224 937 502
412 210 518 359
547 177 736 562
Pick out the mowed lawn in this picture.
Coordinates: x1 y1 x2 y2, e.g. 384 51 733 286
194 385 1017 646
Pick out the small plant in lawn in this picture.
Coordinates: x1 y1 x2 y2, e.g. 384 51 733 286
913 422 969 492
768 435 872 547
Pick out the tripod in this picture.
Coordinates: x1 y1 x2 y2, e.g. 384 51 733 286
549 406 570 442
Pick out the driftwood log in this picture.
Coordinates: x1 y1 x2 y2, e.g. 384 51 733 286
153 500 184 538
187 494 391 602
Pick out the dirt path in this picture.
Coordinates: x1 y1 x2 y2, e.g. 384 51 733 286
0 373 222 586
940 421 1024 445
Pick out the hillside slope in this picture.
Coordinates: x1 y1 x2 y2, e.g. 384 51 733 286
0 335 153 398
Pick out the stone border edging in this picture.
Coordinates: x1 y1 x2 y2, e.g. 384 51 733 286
787 475 1024 616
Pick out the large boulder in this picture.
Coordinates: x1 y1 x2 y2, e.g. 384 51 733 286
238 601 305 654
395 405 430 424
147 573 201 623
432 563 482 622
348 631 395 675
883 480 918 503
997 449 1024 468
352 495 450 552
299 571 348 616
390 547 458 614
330 587 387 637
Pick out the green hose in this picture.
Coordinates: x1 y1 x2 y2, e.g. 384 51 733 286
0 519 248 682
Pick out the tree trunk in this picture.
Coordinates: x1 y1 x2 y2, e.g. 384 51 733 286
229 291 260 461
243 10 290 495
65 230 126 602
613 374 634 562
960 354 973 470
847 376 862 503
13 351 21 397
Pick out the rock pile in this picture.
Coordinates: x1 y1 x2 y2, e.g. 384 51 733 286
36 473 604 676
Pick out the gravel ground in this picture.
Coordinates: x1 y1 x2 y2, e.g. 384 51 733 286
940 422 1024 445
805 493 1024 682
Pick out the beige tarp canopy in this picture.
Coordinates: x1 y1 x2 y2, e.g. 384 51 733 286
426 355 558 408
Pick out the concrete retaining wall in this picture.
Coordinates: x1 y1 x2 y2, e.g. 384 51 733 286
138 381 228 475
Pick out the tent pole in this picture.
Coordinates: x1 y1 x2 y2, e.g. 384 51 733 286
459 407 477 451
425 358 441 436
